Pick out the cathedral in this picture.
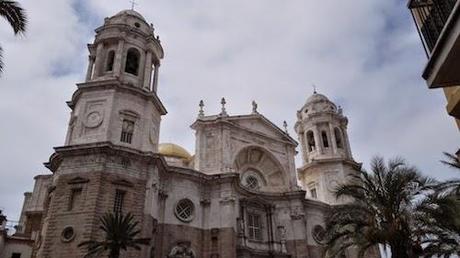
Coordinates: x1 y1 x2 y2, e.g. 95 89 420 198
5 9 379 258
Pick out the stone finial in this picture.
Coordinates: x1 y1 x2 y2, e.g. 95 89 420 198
220 97 228 116
338 105 343 115
283 121 288 133
312 84 317 94
252 100 258 114
198 100 205 118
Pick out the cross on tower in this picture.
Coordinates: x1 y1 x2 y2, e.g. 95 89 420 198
129 0 138 10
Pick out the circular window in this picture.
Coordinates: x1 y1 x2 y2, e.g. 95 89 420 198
312 225 326 244
134 22 141 28
175 199 194 222
61 226 75 242
245 176 259 190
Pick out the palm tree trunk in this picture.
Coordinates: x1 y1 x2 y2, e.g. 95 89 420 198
109 248 120 258
390 241 410 258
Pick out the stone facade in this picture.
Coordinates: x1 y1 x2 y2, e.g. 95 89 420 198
13 9 380 258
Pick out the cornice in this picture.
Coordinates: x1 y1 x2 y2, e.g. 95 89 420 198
68 79 167 115
191 114 298 147
44 141 168 173
297 157 362 173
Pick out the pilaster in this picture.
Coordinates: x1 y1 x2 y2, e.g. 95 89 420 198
143 51 153 90
113 38 125 78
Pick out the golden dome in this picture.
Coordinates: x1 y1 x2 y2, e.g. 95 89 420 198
158 143 192 160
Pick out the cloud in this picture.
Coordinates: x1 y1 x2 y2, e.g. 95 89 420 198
0 0 458 220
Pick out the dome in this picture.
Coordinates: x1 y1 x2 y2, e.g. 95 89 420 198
298 92 339 117
113 9 146 21
305 92 331 105
158 143 192 160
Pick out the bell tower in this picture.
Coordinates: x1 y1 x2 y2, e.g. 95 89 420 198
36 10 166 258
295 92 360 204
65 9 166 152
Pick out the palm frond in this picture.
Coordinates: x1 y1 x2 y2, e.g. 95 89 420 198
441 152 460 170
79 212 150 258
0 0 27 35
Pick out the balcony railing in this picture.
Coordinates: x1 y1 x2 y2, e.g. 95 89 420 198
409 0 458 54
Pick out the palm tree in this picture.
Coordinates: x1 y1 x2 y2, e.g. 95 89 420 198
436 152 460 195
416 193 460 257
78 212 150 258
324 156 434 258
0 0 27 74
418 152 460 257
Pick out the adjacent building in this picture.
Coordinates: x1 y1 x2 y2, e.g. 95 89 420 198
408 0 460 128
0 210 34 258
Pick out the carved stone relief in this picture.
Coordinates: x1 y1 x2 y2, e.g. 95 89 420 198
326 171 340 192
233 146 287 192
278 226 287 253
290 205 305 220
81 99 106 136
167 241 196 258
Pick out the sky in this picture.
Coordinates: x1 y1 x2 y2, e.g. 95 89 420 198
0 0 458 221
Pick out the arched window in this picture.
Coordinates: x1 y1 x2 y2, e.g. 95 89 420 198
105 50 115 72
306 131 315 152
334 127 343 148
310 187 317 199
321 131 329 148
125 48 140 75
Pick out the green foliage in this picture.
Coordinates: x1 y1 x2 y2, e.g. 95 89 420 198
325 154 460 258
78 212 150 258
325 156 434 258
0 0 27 74
420 152 460 257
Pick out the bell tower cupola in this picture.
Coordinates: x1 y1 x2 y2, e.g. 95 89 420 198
64 10 167 152
85 10 163 91
295 92 360 204
294 92 353 164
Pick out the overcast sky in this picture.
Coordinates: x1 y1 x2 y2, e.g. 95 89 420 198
0 0 458 220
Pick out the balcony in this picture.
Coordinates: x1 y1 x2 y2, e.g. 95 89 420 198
409 0 460 88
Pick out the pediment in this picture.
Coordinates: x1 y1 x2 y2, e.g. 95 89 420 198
67 176 89 185
227 115 297 146
240 196 272 208
111 179 134 187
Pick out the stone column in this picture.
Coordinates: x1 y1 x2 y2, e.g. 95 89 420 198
329 123 338 154
113 39 125 78
152 65 159 92
313 125 323 154
303 131 310 162
85 56 95 81
143 51 153 90
93 43 104 78
298 130 307 164
137 50 146 88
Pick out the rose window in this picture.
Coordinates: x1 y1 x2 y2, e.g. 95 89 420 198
245 176 259 190
312 225 326 244
175 199 194 222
